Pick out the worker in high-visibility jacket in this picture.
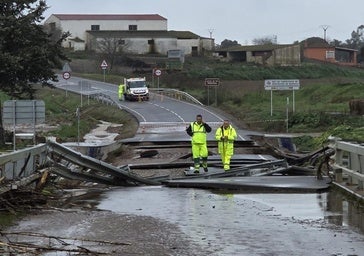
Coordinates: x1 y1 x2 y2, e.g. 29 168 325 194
118 83 125 101
186 114 212 173
215 120 237 171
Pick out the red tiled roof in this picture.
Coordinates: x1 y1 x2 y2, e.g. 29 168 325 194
52 14 167 21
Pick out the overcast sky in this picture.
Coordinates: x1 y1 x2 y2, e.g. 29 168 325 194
43 0 364 45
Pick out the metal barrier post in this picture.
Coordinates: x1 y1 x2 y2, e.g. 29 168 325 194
334 167 343 183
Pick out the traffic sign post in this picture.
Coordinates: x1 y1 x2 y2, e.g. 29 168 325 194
264 79 300 116
100 60 108 82
204 78 220 106
62 63 72 97
154 69 162 89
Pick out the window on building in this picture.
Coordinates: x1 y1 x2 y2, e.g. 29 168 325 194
129 25 137 31
148 39 154 45
91 25 100 31
326 50 335 59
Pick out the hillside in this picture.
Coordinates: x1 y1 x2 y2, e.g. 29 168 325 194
68 54 364 147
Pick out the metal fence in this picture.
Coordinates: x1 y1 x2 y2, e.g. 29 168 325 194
330 140 364 190
149 88 203 105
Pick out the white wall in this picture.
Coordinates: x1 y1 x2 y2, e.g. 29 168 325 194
45 15 167 42
177 39 200 55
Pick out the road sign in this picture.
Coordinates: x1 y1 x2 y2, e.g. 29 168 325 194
62 62 72 72
154 69 162 76
264 79 300 116
204 78 220 86
264 79 300 90
100 60 108 69
63 71 71 80
3 100 45 126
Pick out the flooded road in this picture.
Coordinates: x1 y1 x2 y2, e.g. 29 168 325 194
98 186 364 256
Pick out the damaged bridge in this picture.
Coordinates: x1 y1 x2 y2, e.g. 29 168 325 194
0 136 335 195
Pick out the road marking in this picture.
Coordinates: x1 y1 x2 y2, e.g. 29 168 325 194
148 102 185 122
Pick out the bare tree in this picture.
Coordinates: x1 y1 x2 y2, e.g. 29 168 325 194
97 37 127 70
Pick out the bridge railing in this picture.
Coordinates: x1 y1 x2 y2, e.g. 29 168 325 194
330 140 364 190
0 144 48 180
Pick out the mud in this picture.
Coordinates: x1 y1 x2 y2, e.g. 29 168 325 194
5 210 198 255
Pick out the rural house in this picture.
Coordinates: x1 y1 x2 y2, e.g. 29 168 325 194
44 14 214 56
214 37 358 67
214 44 301 66
302 37 357 66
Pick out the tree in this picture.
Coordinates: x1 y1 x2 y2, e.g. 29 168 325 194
219 39 240 49
252 35 277 45
0 0 68 99
97 36 127 71
345 25 364 49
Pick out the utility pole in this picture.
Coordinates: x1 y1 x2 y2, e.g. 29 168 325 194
208 28 215 49
321 25 330 42
208 28 214 38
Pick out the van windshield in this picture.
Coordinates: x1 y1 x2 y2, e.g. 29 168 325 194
128 81 146 88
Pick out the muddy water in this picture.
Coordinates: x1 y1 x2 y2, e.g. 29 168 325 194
97 186 364 256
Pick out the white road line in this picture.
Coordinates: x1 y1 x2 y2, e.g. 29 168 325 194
148 102 185 122
117 104 146 122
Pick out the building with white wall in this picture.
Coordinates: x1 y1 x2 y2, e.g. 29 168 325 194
44 14 214 55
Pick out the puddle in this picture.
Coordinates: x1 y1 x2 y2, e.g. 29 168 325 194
97 186 364 256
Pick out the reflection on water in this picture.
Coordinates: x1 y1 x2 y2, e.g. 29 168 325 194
324 189 364 234
96 185 364 256
233 189 364 235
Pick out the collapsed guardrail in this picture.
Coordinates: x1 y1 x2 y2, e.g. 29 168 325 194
47 141 159 186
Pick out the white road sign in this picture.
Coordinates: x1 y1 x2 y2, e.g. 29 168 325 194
264 79 300 90
62 71 71 80
100 60 108 69
154 69 162 76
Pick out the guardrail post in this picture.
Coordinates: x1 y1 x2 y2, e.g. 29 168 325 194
334 167 343 183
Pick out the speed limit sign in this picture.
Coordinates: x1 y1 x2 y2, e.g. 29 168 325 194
154 69 162 76
63 71 71 80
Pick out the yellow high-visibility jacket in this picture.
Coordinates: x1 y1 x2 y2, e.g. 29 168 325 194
119 84 125 94
215 125 237 155
186 122 211 144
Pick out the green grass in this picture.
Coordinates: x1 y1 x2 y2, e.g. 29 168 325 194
73 72 124 85
42 88 137 142
184 58 364 80
1 85 138 145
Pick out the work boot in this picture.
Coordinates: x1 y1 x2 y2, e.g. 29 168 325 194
194 170 200 174
203 167 208 173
